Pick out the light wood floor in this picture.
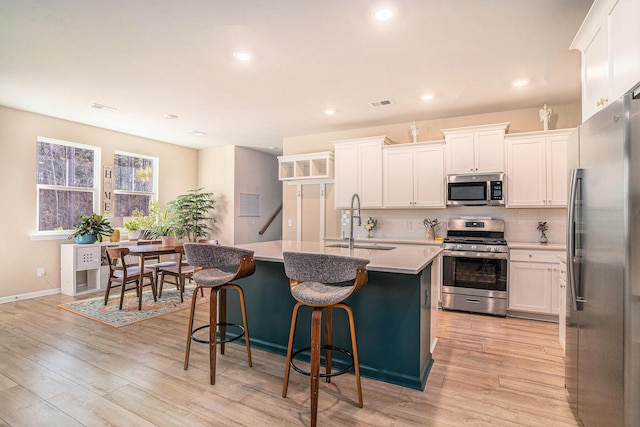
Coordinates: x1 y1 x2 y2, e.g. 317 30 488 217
0 293 581 426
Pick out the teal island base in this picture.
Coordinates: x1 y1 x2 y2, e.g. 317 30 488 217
223 259 434 390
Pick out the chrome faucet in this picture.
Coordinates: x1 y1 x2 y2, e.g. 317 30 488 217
348 193 361 249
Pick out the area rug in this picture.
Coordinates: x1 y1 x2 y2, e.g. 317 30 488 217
58 286 209 328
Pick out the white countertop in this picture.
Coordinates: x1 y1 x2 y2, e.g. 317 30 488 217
508 241 566 251
235 240 441 275
324 236 442 246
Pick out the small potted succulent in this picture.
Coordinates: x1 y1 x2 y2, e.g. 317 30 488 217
68 213 114 244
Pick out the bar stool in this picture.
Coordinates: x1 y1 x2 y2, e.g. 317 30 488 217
282 251 369 427
183 243 256 385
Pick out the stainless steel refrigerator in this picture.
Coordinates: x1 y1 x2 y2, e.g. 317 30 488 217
566 89 640 426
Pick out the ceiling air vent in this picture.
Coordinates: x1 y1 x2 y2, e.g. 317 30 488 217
369 99 394 107
89 103 117 113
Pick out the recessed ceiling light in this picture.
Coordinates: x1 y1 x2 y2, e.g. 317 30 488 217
374 7 394 21
188 130 207 136
233 51 252 61
89 103 117 113
512 80 529 87
164 114 179 119
323 109 336 115
420 94 434 101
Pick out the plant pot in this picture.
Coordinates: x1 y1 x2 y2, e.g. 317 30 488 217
425 228 435 240
161 235 176 246
74 234 97 244
128 230 141 241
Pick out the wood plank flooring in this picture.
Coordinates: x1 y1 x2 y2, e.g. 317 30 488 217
0 293 581 426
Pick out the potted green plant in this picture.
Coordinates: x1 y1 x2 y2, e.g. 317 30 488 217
123 217 141 240
146 206 177 245
170 188 216 242
68 213 114 244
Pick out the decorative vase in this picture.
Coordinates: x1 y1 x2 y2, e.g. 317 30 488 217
540 231 548 244
110 229 120 242
425 228 435 240
74 234 97 244
128 230 141 241
367 230 374 239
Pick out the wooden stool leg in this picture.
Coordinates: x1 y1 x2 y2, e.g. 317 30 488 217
340 303 363 408
233 285 252 367
219 288 227 355
184 285 201 370
283 302 303 398
209 287 219 385
324 306 333 383
310 307 322 427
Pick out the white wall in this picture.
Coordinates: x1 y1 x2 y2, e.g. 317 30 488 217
233 147 282 244
198 145 282 245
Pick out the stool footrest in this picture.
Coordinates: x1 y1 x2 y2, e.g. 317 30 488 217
191 322 245 345
290 345 354 378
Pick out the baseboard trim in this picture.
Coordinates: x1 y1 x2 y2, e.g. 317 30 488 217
0 288 60 305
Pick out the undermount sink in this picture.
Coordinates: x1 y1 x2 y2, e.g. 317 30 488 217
325 243 396 250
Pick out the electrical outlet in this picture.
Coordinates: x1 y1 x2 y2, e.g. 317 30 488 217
36 267 45 277
287 219 293 227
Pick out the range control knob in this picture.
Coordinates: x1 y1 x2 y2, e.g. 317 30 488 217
487 246 494 252
456 244 463 250
471 245 477 250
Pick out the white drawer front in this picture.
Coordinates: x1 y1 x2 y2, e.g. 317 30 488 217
509 249 562 263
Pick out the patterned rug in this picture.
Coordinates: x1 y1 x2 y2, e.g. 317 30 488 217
58 285 209 328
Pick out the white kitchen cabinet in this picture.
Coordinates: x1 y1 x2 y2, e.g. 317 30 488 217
334 136 393 209
383 142 445 208
571 0 640 121
508 248 564 316
559 259 567 351
441 123 510 174
506 129 573 208
61 243 112 296
278 152 333 181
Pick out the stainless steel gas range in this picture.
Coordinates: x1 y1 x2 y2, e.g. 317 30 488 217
441 218 508 316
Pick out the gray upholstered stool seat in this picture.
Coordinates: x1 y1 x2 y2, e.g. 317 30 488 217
183 243 256 385
282 251 369 427
290 281 354 305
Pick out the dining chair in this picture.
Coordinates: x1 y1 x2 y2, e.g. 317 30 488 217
183 243 256 385
137 240 177 285
157 245 195 302
282 251 369 427
104 247 157 310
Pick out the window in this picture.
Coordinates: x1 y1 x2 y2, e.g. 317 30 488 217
36 137 100 232
114 151 158 216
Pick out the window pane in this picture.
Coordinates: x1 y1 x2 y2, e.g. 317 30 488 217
38 189 94 231
114 154 154 192
37 142 94 188
114 193 151 217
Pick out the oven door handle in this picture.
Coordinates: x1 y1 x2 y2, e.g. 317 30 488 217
442 251 508 260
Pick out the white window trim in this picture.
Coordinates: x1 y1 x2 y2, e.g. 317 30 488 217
31 136 101 240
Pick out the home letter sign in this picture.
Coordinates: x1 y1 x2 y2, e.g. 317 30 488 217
103 164 113 217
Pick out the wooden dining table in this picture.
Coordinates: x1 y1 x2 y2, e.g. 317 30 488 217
123 244 180 307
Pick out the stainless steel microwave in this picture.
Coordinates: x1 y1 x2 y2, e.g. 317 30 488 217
446 173 505 206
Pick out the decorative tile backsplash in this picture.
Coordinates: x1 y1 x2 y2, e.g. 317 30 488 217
340 207 567 244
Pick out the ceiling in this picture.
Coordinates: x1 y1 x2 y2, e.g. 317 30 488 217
0 1 593 154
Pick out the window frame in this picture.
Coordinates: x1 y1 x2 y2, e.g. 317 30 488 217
33 136 101 240
113 150 159 217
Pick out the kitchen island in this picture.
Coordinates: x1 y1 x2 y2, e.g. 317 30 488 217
223 240 440 390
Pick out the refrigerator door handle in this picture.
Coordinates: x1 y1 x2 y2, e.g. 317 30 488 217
567 168 583 311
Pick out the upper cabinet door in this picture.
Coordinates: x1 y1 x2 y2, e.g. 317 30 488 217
571 0 640 122
446 133 475 174
333 143 359 209
414 145 445 207
583 25 609 120
383 148 415 207
546 135 569 206
358 141 384 208
443 123 509 175
474 130 505 173
507 137 548 207
609 0 640 99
